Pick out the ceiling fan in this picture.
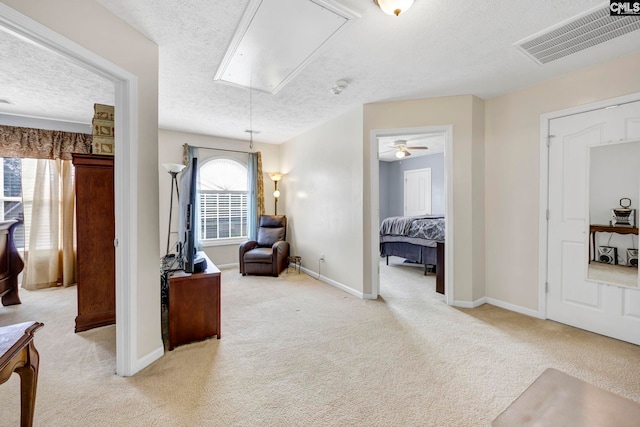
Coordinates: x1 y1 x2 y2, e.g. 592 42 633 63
386 140 429 158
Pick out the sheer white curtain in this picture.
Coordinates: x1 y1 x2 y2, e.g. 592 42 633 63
0 124 89 290
21 158 76 289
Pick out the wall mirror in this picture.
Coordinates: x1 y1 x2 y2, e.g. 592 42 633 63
587 140 640 288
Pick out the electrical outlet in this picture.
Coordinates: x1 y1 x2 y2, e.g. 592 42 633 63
320 253 325 262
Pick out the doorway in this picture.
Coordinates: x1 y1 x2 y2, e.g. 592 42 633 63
0 4 139 375
370 125 454 302
542 95 640 345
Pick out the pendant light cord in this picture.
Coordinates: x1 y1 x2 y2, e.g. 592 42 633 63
249 73 254 150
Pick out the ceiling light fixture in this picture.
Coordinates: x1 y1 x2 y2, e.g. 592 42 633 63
373 0 414 16
395 149 405 159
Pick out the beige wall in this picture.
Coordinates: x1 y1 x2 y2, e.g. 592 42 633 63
3 0 161 362
472 96 486 301
363 96 486 302
485 51 640 311
281 107 365 294
158 129 281 267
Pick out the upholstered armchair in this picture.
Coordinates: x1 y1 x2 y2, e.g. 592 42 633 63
239 215 289 277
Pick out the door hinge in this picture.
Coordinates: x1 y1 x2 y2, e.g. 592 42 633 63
545 282 549 293
546 209 550 220
114 238 119 248
546 135 555 147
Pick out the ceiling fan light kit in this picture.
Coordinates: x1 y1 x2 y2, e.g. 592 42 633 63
387 139 428 159
395 149 410 158
373 0 414 16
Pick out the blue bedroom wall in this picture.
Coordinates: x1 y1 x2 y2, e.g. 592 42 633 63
379 161 391 225
380 152 445 220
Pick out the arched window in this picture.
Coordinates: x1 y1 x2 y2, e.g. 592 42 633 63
199 158 248 240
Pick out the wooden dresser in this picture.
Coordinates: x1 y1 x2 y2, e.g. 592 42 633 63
72 153 115 333
167 253 221 350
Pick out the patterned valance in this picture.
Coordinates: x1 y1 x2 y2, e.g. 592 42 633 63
0 125 92 160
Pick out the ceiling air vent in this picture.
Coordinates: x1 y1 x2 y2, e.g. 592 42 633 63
515 5 640 65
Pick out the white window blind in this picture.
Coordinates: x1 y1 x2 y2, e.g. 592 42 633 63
0 157 35 249
199 158 248 241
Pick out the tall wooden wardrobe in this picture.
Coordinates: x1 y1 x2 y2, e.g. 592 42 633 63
72 153 115 332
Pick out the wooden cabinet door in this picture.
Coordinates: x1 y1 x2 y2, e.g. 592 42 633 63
72 153 115 332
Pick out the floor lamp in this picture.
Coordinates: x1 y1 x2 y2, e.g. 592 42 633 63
269 173 283 215
162 163 186 258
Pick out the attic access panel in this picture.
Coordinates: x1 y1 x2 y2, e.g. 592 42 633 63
214 0 357 94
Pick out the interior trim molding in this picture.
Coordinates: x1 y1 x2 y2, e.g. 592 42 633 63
135 345 165 373
369 125 454 304
299 266 364 299
0 3 147 376
538 91 640 322
451 297 487 309
215 262 239 269
484 297 543 319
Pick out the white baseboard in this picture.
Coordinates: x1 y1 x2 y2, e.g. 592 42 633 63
452 297 487 309
485 297 544 319
451 296 542 318
299 267 364 299
134 344 165 374
216 263 239 270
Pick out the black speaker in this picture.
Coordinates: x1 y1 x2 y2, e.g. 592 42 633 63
598 246 617 265
626 249 638 267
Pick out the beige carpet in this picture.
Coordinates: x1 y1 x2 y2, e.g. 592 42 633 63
1 259 639 426
588 261 638 288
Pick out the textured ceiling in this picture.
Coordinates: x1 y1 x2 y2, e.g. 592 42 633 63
0 30 114 124
1 0 640 144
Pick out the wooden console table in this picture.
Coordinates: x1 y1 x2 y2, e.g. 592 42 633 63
167 253 221 350
0 321 44 427
589 224 639 262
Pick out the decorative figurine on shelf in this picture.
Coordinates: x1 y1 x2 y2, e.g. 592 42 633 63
612 197 635 228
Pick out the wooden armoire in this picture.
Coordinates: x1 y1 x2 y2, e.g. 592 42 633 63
72 153 115 333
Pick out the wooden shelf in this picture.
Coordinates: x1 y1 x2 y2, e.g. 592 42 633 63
589 224 639 263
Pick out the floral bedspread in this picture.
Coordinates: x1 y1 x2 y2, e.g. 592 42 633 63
380 215 445 241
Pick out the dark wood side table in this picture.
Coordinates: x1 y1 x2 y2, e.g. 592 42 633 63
168 253 221 350
0 321 44 427
589 224 638 262
436 241 445 295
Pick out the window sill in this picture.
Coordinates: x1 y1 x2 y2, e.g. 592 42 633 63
202 237 247 247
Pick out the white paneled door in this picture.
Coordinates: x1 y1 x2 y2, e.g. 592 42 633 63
547 101 640 345
404 168 431 217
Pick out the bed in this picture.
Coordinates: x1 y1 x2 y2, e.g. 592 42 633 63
379 215 445 293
